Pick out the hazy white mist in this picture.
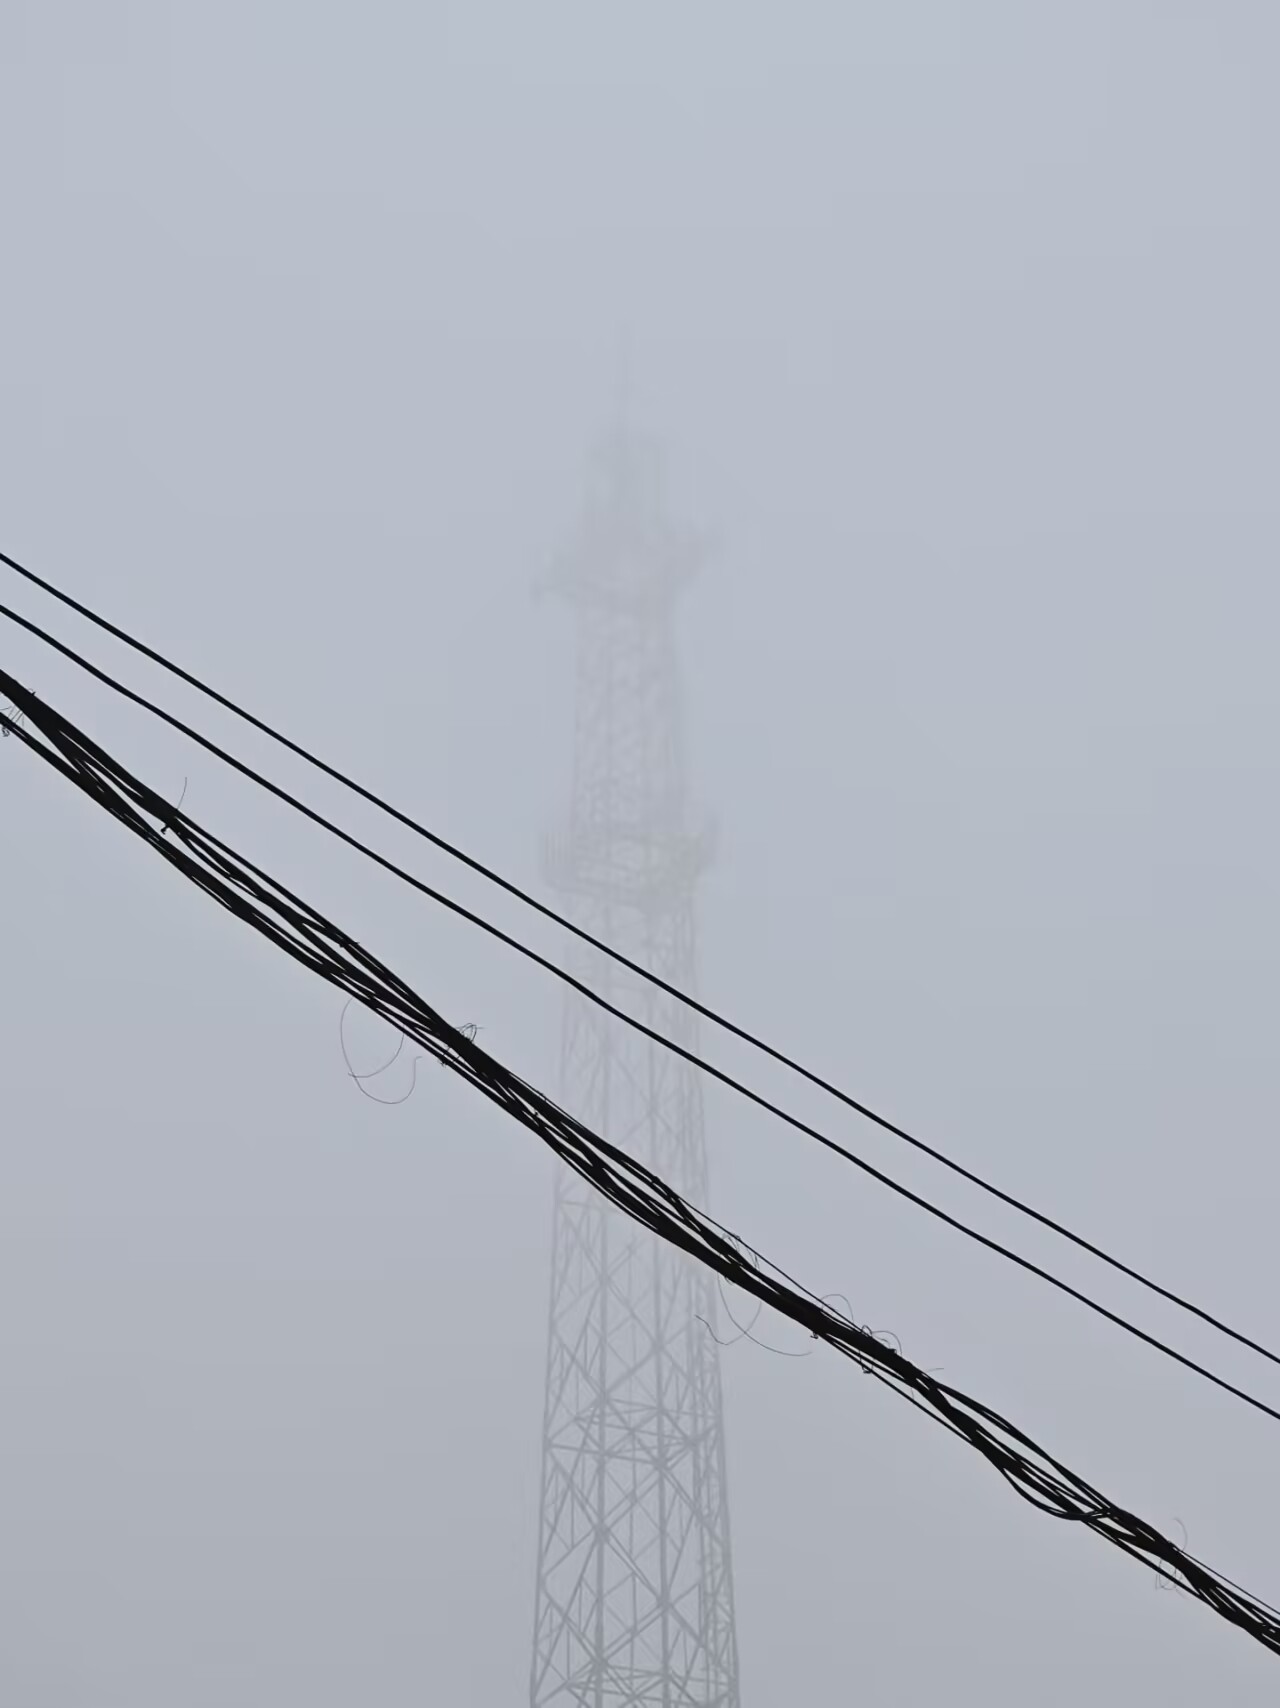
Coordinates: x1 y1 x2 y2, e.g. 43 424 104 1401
2 4 1278 1701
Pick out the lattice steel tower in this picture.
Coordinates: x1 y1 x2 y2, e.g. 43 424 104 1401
529 426 741 1708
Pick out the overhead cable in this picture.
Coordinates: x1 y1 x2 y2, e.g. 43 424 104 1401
2 665 1278 1661
3 587 1280 1421
3 546 1275 1382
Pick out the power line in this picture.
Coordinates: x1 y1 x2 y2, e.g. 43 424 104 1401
3 595 1280 1428
2 665 1278 1661
4 546 1275 1384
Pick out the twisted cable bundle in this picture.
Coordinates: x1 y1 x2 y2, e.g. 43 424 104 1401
4 663 1278 1660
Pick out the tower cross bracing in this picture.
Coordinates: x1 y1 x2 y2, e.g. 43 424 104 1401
529 428 741 1708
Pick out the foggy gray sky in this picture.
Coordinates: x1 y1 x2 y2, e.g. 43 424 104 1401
3 3 1279 1701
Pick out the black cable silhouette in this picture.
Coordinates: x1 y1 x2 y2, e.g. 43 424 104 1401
3 669 1278 1661
2 546 1275 1383
4 600 1280 1429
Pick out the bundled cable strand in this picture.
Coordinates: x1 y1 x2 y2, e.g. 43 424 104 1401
6 607 1280 1430
3 666 1279 1661
4 556 1279 1392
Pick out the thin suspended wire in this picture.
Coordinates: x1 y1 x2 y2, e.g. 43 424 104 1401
3 668 1278 1661
2 546 1275 1381
4 597 1280 1425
